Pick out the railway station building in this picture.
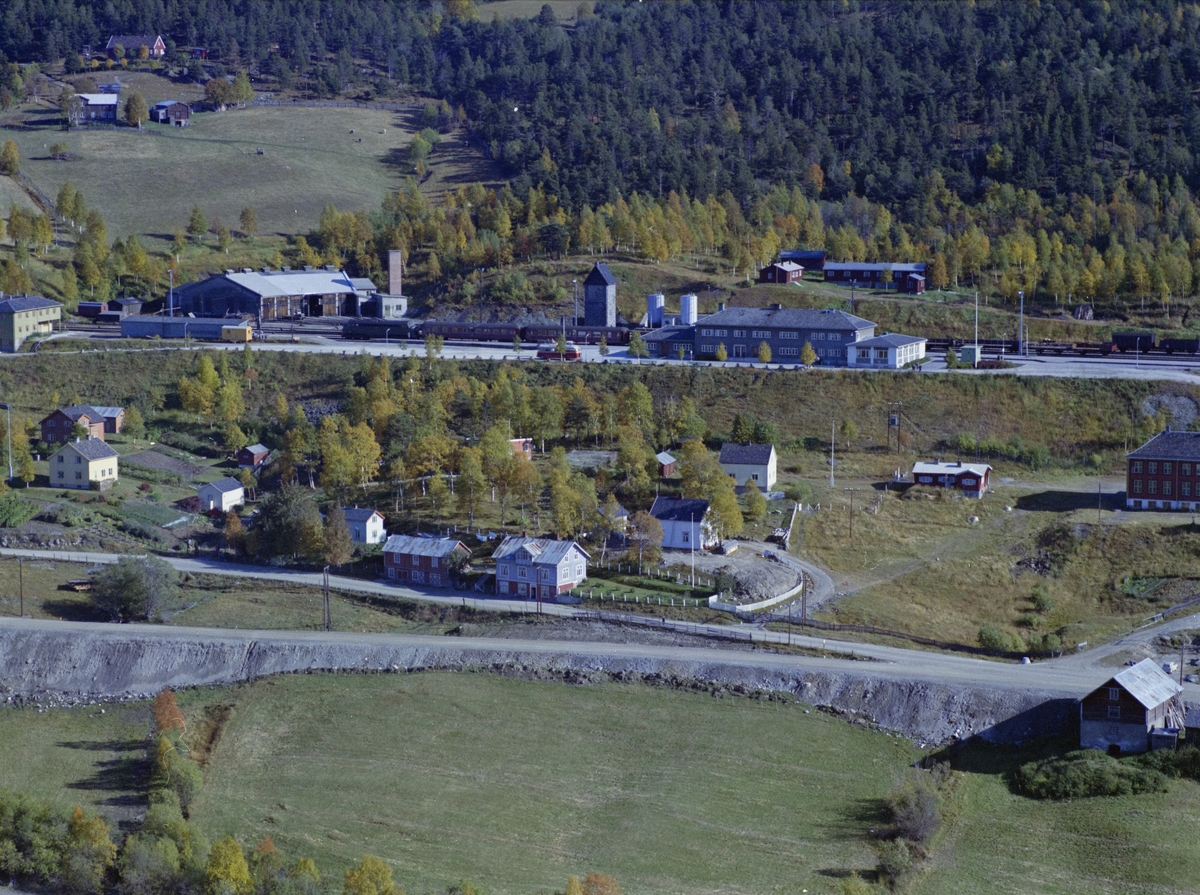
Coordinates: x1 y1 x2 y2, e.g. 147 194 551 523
1125 429 1200 511
693 304 875 365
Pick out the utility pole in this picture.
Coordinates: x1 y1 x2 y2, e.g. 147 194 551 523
572 279 579 327
0 401 12 483
974 291 979 368
829 419 835 488
843 488 861 543
1098 477 1103 525
1018 290 1024 357
323 565 331 631
886 401 903 453
18 556 24 617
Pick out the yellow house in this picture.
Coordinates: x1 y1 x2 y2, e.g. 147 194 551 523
0 295 61 353
51 437 119 490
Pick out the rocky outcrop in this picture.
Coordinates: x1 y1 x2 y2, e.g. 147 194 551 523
0 623 1077 745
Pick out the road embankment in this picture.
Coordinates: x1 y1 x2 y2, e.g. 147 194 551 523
0 619 1075 745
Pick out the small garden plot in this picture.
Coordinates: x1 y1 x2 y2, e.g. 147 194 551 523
122 447 206 479
120 501 193 529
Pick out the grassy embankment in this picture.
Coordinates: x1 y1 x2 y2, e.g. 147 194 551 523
3 674 1200 895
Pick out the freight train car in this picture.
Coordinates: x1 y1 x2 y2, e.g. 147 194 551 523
1112 331 1155 352
342 319 413 341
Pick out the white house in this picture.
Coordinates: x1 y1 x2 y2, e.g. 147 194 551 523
649 497 718 550
197 477 245 512
718 443 777 490
492 536 588 600
343 507 386 544
846 332 927 369
50 437 118 490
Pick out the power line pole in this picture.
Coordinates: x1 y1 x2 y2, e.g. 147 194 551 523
18 556 23 617
843 488 861 543
323 565 331 631
829 418 835 488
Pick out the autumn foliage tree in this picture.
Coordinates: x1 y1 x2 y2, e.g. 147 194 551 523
153 688 186 734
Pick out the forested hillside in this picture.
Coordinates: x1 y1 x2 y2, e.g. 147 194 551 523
8 1 1200 207
7 1 1200 311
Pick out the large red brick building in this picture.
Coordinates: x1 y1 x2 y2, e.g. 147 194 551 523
1125 429 1200 511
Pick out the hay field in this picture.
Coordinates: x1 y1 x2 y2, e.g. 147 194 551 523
2 105 499 245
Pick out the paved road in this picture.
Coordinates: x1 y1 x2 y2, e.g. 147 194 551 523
20 330 1200 383
5 547 1197 700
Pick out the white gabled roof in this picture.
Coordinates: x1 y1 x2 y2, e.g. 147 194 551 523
912 460 991 478
1110 658 1183 709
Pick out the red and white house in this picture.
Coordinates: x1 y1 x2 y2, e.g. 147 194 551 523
911 460 991 498
1125 429 1200 511
492 536 588 600
382 535 469 588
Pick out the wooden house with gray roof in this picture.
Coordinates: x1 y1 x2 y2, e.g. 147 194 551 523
1080 658 1184 755
383 535 469 588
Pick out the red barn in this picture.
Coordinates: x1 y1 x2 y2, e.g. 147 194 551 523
383 535 469 588
759 261 804 285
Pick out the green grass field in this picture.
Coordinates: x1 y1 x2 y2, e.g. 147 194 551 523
185 672 918 895
3 104 500 249
916 742 1200 895
4 673 1197 895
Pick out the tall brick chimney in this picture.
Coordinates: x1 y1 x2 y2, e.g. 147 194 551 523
388 249 404 295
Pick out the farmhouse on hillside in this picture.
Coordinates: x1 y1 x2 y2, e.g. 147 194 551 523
175 268 377 320
492 536 588 600
694 305 875 365
1125 428 1200 511
719 443 777 490
846 333 928 369
911 460 991 497
198 477 245 513
343 507 386 544
40 405 124 444
51 438 119 491
75 94 119 122
383 535 469 587
105 34 165 58
758 261 804 284
152 100 191 126
1080 658 1183 755
0 295 61 352
649 497 718 550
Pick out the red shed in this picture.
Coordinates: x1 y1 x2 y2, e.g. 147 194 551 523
759 261 804 285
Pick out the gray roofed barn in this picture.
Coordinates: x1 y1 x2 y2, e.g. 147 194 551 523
176 268 377 320
206 477 244 494
1112 659 1184 710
